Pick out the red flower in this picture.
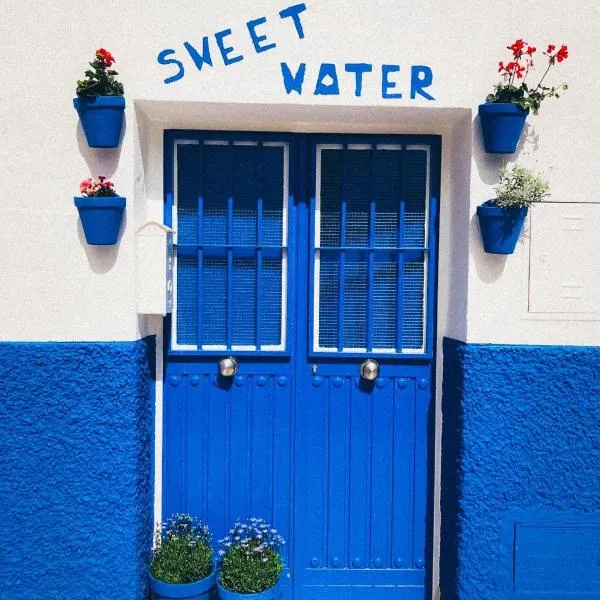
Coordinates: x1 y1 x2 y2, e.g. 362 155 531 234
546 44 556 54
96 48 115 67
504 61 526 78
526 46 536 55
498 61 505 73
508 38 526 57
556 45 569 62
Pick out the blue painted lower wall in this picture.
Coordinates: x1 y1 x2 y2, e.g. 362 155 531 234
0 338 155 600
441 338 600 599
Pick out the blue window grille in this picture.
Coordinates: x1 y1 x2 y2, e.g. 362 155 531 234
171 138 289 352
313 143 431 354
166 133 438 359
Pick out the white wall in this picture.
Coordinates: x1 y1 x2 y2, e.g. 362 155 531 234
1 0 598 344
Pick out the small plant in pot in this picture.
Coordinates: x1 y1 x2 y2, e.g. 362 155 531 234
479 39 568 153
477 165 550 254
74 48 125 148
148 513 216 600
75 176 126 245
217 518 285 599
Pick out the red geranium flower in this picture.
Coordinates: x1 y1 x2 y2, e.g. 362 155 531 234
508 38 526 57
556 45 569 62
546 44 556 54
96 48 115 67
527 46 536 55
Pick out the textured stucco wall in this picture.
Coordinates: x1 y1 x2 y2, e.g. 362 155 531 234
0 338 155 600
440 338 600 599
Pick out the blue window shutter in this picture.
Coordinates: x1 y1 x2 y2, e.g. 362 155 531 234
316 145 429 353
174 140 286 351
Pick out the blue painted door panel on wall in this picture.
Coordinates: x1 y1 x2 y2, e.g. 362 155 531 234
163 131 441 599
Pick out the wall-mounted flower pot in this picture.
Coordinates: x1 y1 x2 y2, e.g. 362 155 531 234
148 569 216 600
73 96 125 148
478 103 528 154
476 200 527 254
74 196 126 245
217 579 281 600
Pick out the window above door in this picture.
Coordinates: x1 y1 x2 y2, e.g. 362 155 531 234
164 131 440 359
311 141 438 358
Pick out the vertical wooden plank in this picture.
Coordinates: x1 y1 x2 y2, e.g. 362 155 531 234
391 377 416 569
202 374 209 521
273 372 292 566
251 374 274 516
370 375 395 568
327 375 350 569
164 370 185 516
186 373 206 518
228 375 250 522
207 375 231 542
348 377 371 569
296 374 328 574
413 374 430 569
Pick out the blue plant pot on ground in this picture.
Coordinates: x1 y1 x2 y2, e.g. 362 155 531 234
73 95 125 148
148 569 216 600
217 579 282 600
74 196 126 245
478 102 528 153
476 200 528 255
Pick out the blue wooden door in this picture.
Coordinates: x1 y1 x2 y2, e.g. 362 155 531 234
163 131 440 600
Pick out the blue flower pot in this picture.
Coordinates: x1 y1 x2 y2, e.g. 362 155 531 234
74 196 126 245
476 200 528 255
217 579 281 600
148 568 216 600
73 95 125 148
478 103 528 154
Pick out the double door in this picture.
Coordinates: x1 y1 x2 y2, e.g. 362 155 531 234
163 131 440 599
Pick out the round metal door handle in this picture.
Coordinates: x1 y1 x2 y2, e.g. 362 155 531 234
360 359 380 381
219 356 239 377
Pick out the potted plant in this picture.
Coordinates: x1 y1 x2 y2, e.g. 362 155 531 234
148 513 216 600
479 39 568 153
477 165 550 254
75 176 126 245
217 518 285 599
74 48 125 148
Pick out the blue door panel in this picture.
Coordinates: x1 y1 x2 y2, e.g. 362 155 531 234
163 131 440 600
294 373 429 589
164 365 294 568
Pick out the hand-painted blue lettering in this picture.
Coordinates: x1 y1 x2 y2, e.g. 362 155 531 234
183 38 213 71
247 17 277 53
344 63 373 97
281 62 306 95
314 63 340 96
215 29 244 66
382 64 402 99
411 65 435 100
157 49 185 84
279 3 307 39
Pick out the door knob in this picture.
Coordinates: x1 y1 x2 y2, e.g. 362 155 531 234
360 359 379 381
219 356 239 377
